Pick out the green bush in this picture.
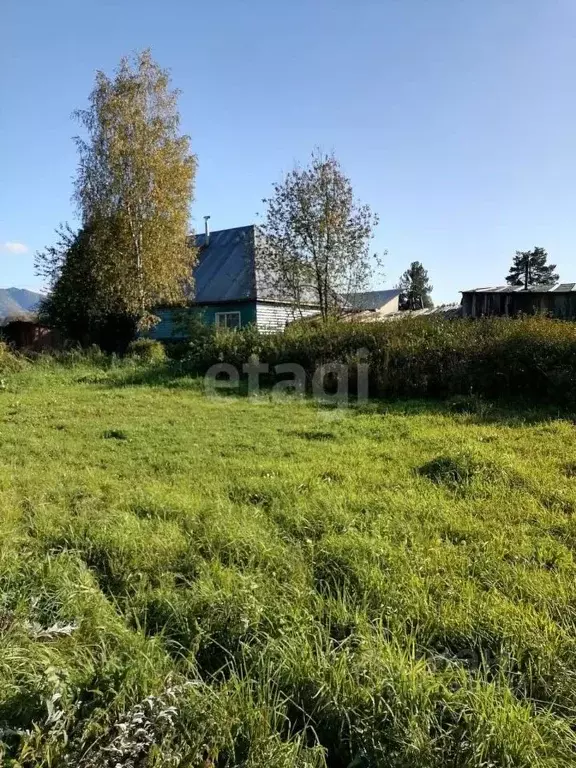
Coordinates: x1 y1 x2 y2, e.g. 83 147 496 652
181 316 576 406
127 338 167 364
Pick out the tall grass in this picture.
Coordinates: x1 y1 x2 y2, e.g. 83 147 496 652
181 316 576 406
1 358 576 764
0 342 24 375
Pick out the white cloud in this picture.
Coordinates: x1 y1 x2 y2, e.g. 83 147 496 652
1 241 29 254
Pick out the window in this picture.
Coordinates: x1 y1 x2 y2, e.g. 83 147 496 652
215 311 241 330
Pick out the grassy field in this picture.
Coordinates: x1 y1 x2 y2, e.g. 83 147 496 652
2 360 576 766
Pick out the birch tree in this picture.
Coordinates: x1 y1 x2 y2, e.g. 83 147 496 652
73 49 196 333
260 151 382 320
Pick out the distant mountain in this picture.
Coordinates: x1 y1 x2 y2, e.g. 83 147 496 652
0 288 45 321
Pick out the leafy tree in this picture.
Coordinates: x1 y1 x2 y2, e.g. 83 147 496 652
36 225 98 344
398 261 433 310
36 224 137 349
505 247 559 287
260 150 383 321
38 50 196 348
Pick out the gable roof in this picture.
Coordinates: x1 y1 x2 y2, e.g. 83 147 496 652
193 225 256 302
462 283 576 294
191 225 320 306
343 289 401 310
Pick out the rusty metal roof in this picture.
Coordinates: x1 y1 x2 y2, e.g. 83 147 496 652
462 283 576 294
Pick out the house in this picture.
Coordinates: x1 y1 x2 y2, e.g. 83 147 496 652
342 289 401 315
148 224 321 339
461 284 576 319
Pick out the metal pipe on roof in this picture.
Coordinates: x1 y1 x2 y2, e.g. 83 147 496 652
204 215 211 246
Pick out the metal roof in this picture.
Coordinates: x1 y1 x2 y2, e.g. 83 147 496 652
343 289 401 310
251 227 320 305
462 283 576 294
387 303 462 319
192 226 405 308
190 225 320 306
192 226 256 302
342 303 462 323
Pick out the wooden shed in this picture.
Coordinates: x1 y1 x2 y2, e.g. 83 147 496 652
1 320 59 350
461 284 576 319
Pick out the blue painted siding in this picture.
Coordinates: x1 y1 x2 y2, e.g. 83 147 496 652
147 309 189 340
148 303 257 341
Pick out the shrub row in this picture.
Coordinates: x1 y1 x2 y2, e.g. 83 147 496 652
179 316 576 406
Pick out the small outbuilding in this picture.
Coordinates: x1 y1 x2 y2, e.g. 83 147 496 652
461 284 576 319
1 319 58 350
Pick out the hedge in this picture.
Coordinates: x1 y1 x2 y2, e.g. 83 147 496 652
180 316 576 406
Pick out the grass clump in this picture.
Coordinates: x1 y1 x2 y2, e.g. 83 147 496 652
127 338 167 364
0 341 23 374
103 428 129 441
446 393 494 417
1 361 576 764
417 451 519 492
419 452 486 487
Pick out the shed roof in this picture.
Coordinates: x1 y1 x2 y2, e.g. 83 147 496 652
462 283 576 294
343 289 401 310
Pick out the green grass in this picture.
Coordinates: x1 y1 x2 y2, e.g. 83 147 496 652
1 360 576 766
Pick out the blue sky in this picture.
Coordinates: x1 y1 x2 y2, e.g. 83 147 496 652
1 0 575 303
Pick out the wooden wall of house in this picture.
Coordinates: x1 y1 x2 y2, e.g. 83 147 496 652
255 302 319 333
